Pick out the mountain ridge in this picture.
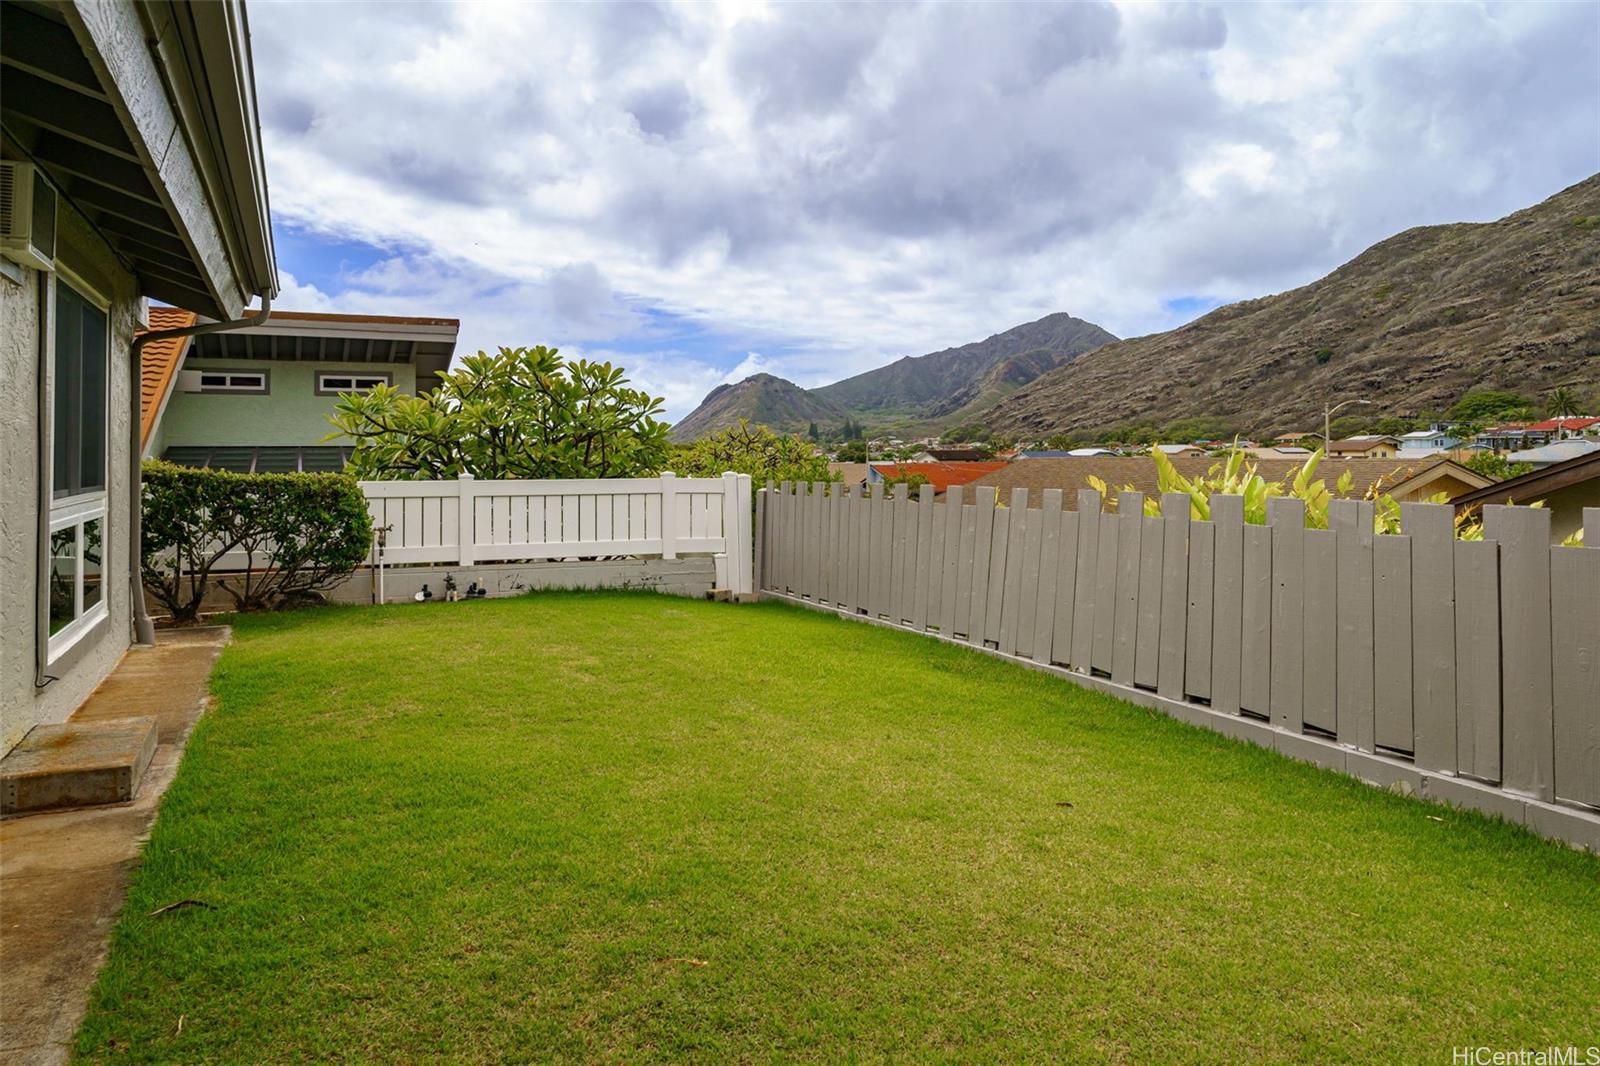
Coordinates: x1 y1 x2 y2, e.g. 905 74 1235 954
668 311 1117 440
980 174 1600 438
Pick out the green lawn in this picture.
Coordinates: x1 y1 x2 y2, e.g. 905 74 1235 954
78 593 1599 1062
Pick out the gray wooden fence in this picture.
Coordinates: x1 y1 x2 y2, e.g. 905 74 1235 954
757 482 1600 851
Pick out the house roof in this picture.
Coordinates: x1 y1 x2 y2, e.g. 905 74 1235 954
924 448 992 462
1525 417 1600 432
1383 458 1494 500
187 308 462 379
1451 448 1600 513
1328 436 1398 453
827 462 871 485
1 2 276 318
1507 439 1600 465
138 307 199 449
871 461 1009 492
966 456 1453 508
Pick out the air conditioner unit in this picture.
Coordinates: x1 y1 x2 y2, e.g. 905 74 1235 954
0 162 58 273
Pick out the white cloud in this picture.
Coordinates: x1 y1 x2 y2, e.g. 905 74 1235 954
248 0 1599 420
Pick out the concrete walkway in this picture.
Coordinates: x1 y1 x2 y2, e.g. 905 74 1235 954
0 628 227 1066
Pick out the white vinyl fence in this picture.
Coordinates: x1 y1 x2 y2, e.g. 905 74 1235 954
757 481 1600 850
365 473 754 595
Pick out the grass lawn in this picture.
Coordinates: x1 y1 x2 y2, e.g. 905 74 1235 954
78 593 1599 1062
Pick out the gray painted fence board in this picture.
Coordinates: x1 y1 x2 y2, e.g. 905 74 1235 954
900 487 920 623
1589 507 1600 546
1332 500 1376 751
970 487 998 644
1373 534 1415 753
1454 540 1501 782
777 482 793 594
1111 493 1145 685
913 485 934 629
1551 545 1600 808
1157 493 1191 701
1053 506 1080 667
1240 524 1273 717
830 484 845 605
999 489 1030 655
1135 515 1165 689
1015 493 1044 658
954 501 977 638
940 486 963 635
890 488 909 623
985 505 1011 646
1484 505 1554 801
923 492 944 632
1032 491 1064 661
1072 490 1103 672
874 482 893 619
1185 521 1215 701
1268 498 1305 731
1404 503 1457 772
803 483 819 599
1302 529 1338 734
755 486 769 592
1210 495 1245 716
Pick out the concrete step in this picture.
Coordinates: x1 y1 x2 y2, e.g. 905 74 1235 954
0 718 158 816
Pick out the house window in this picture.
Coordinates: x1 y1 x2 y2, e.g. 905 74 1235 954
48 276 110 655
196 370 268 393
316 371 389 395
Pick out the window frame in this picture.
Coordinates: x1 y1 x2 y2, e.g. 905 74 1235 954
194 369 270 394
316 370 391 396
46 268 112 662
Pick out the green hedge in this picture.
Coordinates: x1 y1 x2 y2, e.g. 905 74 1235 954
142 460 373 622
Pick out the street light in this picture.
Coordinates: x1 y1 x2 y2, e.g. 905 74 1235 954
1324 398 1373 449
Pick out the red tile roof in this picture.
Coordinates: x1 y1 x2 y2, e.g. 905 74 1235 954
871 461 1009 492
1525 417 1600 432
137 307 198 449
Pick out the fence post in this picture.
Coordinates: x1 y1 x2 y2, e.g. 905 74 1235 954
457 473 476 566
721 472 753 598
660 471 678 560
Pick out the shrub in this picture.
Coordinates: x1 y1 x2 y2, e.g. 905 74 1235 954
142 461 373 622
672 421 834 485
1314 348 1334 365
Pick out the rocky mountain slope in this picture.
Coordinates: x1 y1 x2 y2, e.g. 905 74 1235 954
667 374 845 441
981 174 1600 439
669 312 1117 440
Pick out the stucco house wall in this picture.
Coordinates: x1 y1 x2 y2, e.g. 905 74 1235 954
156 359 418 449
0 211 138 754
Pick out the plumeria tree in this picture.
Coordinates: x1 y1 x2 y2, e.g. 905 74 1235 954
327 346 671 480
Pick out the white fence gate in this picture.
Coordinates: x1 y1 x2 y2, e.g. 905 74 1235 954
364 473 754 596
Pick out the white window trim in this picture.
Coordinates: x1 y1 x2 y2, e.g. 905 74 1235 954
46 271 111 665
196 370 269 393
316 371 390 395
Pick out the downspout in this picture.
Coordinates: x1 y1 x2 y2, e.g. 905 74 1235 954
126 293 271 645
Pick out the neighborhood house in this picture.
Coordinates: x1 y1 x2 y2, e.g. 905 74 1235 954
142 310 460 471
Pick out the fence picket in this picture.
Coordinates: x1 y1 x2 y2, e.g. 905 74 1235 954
1268 498 1304 731
1185 521 1215 701
1157 493 1190 701
954 493 978 638
1210 495 1245 715
1331 500 1376 751
1240 524 1273 718
1052 509 1080 667
1484 506 1554 801
1071 491 1103 672
1403 503 1457 773
969 487 998 644
909 485 933 629
890 487 909 623
1135 515 1165 690
940 486 964 635
1454 540 1501 782
1302 529 1338 735
1033 491 1064 662
1551 544 1600 807
1110 493 1145 685
1015 493 1044 658
1373 534 1414 753
1092 510 1120 675
999 489 1030 655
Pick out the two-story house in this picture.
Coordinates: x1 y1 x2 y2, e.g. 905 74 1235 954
141 310 460 471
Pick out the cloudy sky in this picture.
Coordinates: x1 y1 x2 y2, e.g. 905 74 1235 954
250 0 1599 420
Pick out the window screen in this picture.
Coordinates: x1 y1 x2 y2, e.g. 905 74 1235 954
53 280 108 499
